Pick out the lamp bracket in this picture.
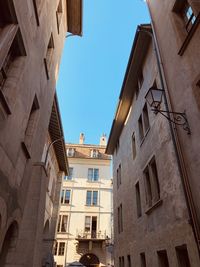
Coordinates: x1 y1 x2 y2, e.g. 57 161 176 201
152 109 191 135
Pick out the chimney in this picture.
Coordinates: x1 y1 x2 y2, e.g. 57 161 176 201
79 133 85 144
100 134 107 146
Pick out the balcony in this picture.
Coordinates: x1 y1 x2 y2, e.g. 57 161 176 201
76 230 107 241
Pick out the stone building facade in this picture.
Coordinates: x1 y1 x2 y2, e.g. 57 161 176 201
54 134 113 267
146 0 200 256
0 0 82 266
106 24 200 267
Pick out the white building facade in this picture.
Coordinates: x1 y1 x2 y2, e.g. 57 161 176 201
55 134 113 267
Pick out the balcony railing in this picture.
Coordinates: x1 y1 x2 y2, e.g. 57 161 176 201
76 230 107 240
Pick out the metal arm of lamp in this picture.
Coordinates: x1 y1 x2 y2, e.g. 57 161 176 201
145 86 191 134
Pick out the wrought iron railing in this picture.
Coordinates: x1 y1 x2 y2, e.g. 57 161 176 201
76 230 108 240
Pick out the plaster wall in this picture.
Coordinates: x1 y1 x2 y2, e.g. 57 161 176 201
112 42 200 266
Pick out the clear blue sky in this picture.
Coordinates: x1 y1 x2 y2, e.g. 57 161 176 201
57 0 149 145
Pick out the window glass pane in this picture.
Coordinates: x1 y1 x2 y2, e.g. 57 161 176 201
68 167 73 180
94 169 99 181
65 190 71 204
88 168 93 180
85 216 91 231
54 242 58 255
58 242 65 256
57 215 61 232
61 189 64 203
61 215 68 232
86 191 92 205
93 191 98 205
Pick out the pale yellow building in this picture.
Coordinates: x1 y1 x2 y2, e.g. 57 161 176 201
55 134 113 267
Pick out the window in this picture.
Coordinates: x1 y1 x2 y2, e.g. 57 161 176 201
84 216 97 237
132 133 136 159
88 168 99 181
140 253 146 267
57 215 68 233
144 157 160 209
58 242 65 256
138 115 144 142
0 1 26 112
85 216 91 232
135 182 142 217
56 0 63 33
181 2 196 32
157 250 169 267
86 191 98 206
24 95 40 148
64 167 73 180
143 104 150 132
67 148 75 157
54 242 58 255
117 164 121 188
44 34 54 80
61 189 71 204
127 255 131 267
54 242 65 256
138 103 150 143
91 149 99 158
119 257 121 267
121 257 124 267
176 244 191 267
173 1 197 32
118 203 123 234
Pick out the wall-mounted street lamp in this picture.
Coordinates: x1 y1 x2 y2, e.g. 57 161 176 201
145 86 191 134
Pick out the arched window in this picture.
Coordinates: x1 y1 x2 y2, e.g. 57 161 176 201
0 221 19 266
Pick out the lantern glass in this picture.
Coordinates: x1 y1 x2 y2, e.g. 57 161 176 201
145 87 163 109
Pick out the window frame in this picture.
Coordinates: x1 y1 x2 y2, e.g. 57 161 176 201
44 33 54 80
86 190 98 206
64 167 73 180
87 168 99 182
61 189 71 204
172 0 200 56
144 157 162 213
57 214 68 233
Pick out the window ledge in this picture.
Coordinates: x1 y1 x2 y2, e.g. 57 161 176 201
178 12 200 56
145 199 163 215
0 90 12 115
21 141 31 159
85 204 98 207
87 180 100 183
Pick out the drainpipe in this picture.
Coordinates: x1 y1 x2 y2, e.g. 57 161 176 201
138 3 200 255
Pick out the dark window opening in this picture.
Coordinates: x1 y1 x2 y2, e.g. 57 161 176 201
140 253 146 267
136 182 142 217
24 95 39 147
157 250 169 267
44 34 54 79
138 115 144 142
132 133 136 160
176 244 191 267
56 0 63 33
